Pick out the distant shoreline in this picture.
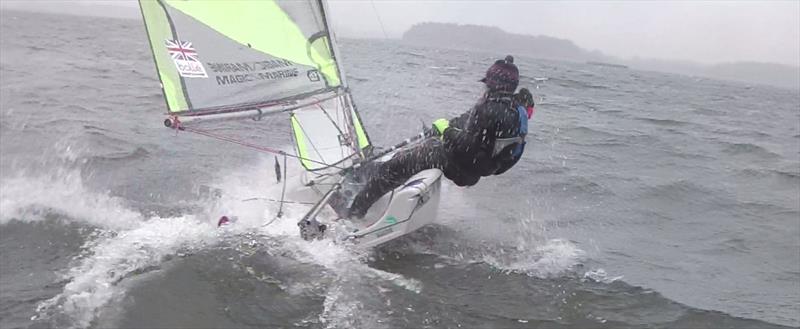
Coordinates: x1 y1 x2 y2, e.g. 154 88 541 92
587 61 629 69
2 7 796 90
402 22 799 90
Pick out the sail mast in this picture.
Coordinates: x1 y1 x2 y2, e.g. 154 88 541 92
318 0 347 89
318 0 372 152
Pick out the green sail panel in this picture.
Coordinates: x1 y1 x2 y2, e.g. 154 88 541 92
140 0 189 112
350 105 370 150
139 0 342 115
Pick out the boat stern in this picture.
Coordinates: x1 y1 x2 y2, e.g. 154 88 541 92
348 168 443 248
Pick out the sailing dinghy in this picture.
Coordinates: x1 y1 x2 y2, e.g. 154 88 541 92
139 0 442 248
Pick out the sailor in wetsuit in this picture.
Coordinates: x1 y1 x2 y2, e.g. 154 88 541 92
342 55 532 218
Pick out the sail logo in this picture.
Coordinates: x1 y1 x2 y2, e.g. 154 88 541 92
165 39 208 78
307 69 321 82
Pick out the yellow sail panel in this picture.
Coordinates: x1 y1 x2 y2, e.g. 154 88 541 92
164 0 340 87
291 114 313 170
351 108 370 150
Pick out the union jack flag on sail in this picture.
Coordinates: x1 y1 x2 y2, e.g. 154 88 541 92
166 39 199 62
164 39 207 78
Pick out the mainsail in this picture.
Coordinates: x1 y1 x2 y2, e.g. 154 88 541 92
139 0 370 170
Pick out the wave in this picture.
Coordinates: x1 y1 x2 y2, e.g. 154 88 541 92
384 204 592 281
132 91 163 101
563 126 625 140
481 239 587 278
0 169 142 229
711 127 773 139
85 146 151 163
397 50 426 58
773 169 800 180
596 108 625 114
33 216 219 328
693 107 726 116
559 127 660 150
537 176 614 196
10 159 423 328
637 180 718 205
731 201 795 221
548 77 609 90
519 74 547 82
32 118 93 130
428 65 461 71
570 140 630 148
635 117 691 127
383 233 590 281
81 124 112 133
347 76 369 82
737 168 800 183
720 142 780 158
530 164 570 175
78 132 140 154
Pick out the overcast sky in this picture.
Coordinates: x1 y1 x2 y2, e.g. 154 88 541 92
329 0 800 66
3 0 798 66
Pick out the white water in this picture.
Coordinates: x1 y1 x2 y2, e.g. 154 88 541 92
0 134 589 329
0 168 142 230
1 155 430 328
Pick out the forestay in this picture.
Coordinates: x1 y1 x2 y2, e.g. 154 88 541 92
139 0 370 171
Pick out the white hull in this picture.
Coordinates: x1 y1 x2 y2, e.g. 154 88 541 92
296 168 443 248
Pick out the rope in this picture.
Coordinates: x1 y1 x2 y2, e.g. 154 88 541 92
170 116 345 170
289 113 328 165
370 0 389 39
276 153 288 218
241 197 315 205
316 103 355 157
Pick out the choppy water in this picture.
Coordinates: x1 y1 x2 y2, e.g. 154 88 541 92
1 10 799 329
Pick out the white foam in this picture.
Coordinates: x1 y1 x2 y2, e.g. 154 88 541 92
319 284 365 329
213 159 422 328
583 268 624 283
483 238 586 278
0 168 141 230
16 155 420 328
34 215 218 328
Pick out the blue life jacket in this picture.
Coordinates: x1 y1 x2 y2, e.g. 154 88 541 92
512 105 528 158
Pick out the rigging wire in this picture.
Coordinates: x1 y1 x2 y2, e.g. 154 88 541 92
172 117 345 170
316 103 351 149
290 112 328 165
242 198 315 206
370 0 389 39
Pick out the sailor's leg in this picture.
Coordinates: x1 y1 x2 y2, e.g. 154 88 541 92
349 138 447 218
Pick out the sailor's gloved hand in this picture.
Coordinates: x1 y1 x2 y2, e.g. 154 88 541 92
432 118 449 136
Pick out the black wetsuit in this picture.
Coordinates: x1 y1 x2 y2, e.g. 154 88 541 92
348 91 523 218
